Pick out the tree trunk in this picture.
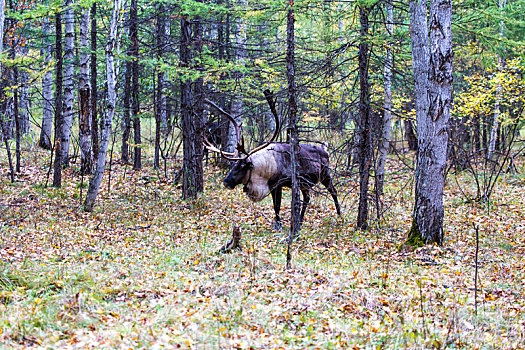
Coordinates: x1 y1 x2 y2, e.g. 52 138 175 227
357 4 372 230
0 81 14 183
61 0 74 167
53 10 64 188
154 3 167 169
84 0 122 211
157 6 168 133
217 4 230 160
121 7 131 164
0 0 13 182
79 8 93 175
286 0 300 269
121 60 132 163
180 15 204 199
90 3 99 162
0 0 4 78
376 0 393 195
130 0 141 170
17 47 29 134
406 0 453 246
13 67 20 173
405 119 418 151
225 0 246 155
39 18 54 150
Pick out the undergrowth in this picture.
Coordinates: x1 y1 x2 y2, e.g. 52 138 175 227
0 149 524 348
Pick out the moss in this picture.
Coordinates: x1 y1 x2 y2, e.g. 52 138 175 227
399 220 426 250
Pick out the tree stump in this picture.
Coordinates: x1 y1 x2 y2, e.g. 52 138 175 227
218 224 242 254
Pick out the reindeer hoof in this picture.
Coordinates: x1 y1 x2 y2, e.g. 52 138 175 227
273 221 283 231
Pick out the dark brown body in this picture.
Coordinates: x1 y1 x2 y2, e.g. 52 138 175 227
223 143 342 229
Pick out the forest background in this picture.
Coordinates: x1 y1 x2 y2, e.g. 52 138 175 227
0 0 525 347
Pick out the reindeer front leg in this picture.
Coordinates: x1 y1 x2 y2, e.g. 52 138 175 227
271 186 283 230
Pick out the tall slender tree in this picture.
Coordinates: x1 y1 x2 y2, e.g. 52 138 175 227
154 2 167 169
488 0 507 161
85 0 122 211
356 2 372 230
39 18 53 150
90 2 99 162
53 9 64 188
225 0 247 155
0 0 13 183
61 0 74 167
121 59 132 163
13 67 20 173
18 46 29 134
79 6 93 174
130 0 141 170
180 12 204 199
286 0 300 268
376 0 394 195
0 0 4 80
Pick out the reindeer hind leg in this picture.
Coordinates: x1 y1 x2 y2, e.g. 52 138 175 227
321 172 342 217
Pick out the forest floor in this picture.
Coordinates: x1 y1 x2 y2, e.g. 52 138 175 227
1 149 524 349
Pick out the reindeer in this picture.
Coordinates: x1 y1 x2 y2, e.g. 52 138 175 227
204 91 342 230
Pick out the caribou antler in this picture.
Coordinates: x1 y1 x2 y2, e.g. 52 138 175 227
203 91 280 161
244 90 280 156
203 98 247 160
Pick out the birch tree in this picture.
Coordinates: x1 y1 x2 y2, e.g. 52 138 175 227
406 0 453 245
61 0 74 167
84 0 122 212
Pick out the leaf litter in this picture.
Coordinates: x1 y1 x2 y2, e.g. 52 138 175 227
0 154 524 348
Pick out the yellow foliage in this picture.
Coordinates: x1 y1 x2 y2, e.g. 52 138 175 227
454 58 525 123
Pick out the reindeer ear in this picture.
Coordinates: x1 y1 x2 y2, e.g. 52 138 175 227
246 159 254 169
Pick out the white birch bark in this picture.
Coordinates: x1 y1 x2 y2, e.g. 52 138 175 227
410 0 429 127
376 0 394 194
61 0 75 167
408 0 453 245
84 0 122 212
